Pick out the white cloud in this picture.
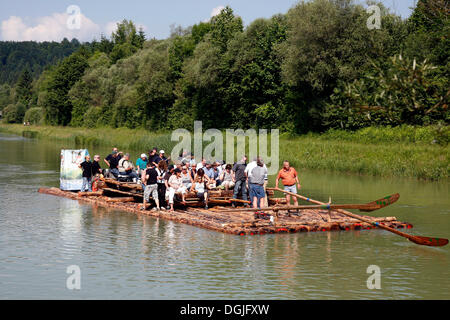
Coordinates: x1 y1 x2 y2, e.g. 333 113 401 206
210 6 225 18
105 21 120 36
202 5 225 23
1 12 101 42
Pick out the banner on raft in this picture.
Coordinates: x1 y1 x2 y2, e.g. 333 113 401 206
60 149 89 191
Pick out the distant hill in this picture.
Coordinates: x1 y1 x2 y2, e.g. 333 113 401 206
0 38 82 84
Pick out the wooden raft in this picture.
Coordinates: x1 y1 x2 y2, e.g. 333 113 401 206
37 187 413 236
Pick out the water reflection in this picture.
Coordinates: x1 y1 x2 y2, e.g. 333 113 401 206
0 132 449 299
59 199 84 259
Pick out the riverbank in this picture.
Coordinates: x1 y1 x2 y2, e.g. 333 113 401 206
0 123 448 180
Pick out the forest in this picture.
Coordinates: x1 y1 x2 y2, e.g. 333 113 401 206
0 0 448 135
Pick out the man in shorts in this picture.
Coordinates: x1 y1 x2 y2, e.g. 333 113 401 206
275 160 301 206
142 162 160 211
248 158 267 209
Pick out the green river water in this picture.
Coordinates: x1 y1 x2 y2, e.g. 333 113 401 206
0 132 448 299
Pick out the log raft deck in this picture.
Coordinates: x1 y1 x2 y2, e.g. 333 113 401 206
38 179 412 236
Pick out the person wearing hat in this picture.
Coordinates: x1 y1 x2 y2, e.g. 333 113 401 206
154 150 170 166
167 168 187 212
104 150 120 178
136 153 148 175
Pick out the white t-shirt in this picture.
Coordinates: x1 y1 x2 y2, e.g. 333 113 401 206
168 175 183 189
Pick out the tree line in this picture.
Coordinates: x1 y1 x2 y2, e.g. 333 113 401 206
1 0 448 133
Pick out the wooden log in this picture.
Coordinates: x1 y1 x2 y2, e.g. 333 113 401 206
103 178 143 191
105 197 135 203
229 198 252 204
37 187 409 238
103 187 143 198
78 190 103 197
268 197 287 205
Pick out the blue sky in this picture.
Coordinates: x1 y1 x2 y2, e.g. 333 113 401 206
0 0 417 42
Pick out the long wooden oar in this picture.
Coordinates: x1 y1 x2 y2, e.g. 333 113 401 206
268 187 448 247
226 193 400 213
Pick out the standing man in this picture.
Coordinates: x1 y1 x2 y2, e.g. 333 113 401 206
104 150 120 178
232 155 248 207
142 162 160 211
275 160 301 206
154 150 170 166
92 155 102 176
78 155 93 192
249 158 268 209
148 148 159 167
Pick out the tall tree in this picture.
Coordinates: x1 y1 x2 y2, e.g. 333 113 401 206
15 68 33 106
43 48 89 125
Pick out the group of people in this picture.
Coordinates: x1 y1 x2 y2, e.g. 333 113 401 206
78 146 302 213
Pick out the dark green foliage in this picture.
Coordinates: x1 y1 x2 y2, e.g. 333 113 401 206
2 1 448 134
323 55 449 129
3 102 26 123
0 84 12 110
109 20 145 63
15 68 33 105
0 39 81 85
42 48 89 125
23 107 43 124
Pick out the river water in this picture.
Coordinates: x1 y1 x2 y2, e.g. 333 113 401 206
0 132 448 299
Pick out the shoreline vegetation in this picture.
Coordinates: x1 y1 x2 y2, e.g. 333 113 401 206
1 123 448 181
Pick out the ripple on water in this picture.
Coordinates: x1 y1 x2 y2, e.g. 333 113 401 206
1 133 450 299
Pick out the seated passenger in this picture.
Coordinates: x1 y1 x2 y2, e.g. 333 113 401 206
180 166 193 190
219 164 235 190
167 168 187 212
191 168 209 209
118 153 139 182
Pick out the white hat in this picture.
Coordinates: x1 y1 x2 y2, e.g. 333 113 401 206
160 150 165 154
141 153 147 158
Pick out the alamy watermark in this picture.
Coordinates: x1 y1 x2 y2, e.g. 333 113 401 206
366 5 381 30
366 265 381 289
171 121 280 175
66 265 81 290
66 5 82 30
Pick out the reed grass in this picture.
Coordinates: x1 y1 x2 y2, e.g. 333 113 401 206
1 123 448 180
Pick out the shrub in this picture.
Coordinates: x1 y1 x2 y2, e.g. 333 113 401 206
24 107 43 125
3 102 26 123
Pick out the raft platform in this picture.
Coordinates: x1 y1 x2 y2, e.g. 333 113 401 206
38 186 413 236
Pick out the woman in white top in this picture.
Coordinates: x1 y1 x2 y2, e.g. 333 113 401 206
191 168 209 209
219 164 235 190
168 168 187 211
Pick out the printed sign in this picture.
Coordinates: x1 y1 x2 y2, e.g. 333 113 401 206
60 149 89 191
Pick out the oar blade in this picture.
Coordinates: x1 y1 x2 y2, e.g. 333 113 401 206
408 236 449 247
360 193 400 212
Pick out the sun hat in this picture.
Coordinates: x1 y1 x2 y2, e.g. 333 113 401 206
141 153 147 158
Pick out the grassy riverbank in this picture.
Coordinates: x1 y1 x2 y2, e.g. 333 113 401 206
0 123 448 180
